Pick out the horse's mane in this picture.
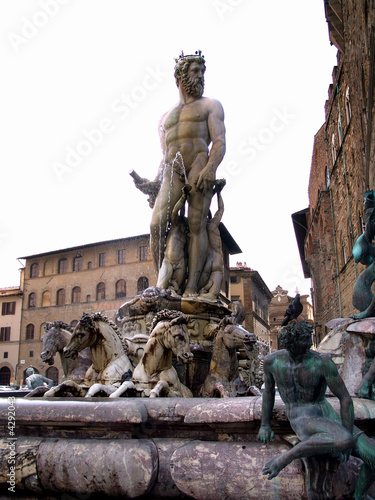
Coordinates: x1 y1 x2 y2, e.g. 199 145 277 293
151 310 188 333
44 321 72 334
210 316 234 340
78 312 128 353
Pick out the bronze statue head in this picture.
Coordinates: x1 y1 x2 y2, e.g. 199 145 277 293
364 190 375 211
278 321 313 352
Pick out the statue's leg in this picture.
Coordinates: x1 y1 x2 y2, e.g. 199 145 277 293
207 270 223 297
172 259 186 294
213 381 229 398
109 381 135 398
86 383 117 397
351 262 375 317
44 380 87 397
184 187 213 297
156 258 173 290
352 433 375 500
150 166 183 270
198 254 212 293
351 295 375 320
149 380 169 398
263 418 354 480
353 464 375 500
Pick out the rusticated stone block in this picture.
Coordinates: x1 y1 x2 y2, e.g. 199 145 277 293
170 439 306 499
152 438 193 498
37 438 158 498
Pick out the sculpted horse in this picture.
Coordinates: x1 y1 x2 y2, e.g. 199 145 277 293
86 333 149 397
41 321 91 382
109 310 193 398
200 316 257 398
44 312 133 397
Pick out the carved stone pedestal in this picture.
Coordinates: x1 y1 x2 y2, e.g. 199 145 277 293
116 287 261 396
319 317 375 397
1 396 374 499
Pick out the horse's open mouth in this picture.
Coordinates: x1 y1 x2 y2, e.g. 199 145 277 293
177 353 193 364
64 350 78 360
40 353 54 365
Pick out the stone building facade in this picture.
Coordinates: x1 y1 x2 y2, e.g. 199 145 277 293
229 263 273 345
0 286 23 386
18 234 156 385
294 1 375 344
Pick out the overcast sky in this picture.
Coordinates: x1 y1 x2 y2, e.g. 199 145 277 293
1 0 337 298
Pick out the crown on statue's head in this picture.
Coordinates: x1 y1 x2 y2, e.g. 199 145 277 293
174 50 204 63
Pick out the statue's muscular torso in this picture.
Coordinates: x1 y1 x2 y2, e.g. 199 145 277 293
268 350 331 420
161 97 216 171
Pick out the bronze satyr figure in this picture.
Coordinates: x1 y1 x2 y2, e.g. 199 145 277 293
351 189 375 318
258 321 375 500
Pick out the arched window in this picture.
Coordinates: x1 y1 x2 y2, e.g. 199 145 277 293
56 289 65 305
46 366 58 385
347 220 353 256
345 86 352 124
116 280 126 298
139 246 148 261
137 277 149 294
30 263 39 278
325 166 330 189
118 249 125 264
73 255 83 272
331 133 337 164
44 259 53 276
72 286 81 303
341 235 347 267
338 115 343 146
42 290 51 307
359 212 364 235
96 282 106 300
58 258 68 274
99 253 106 267
26 324 34 340
28 293 36 308
0 367 11 386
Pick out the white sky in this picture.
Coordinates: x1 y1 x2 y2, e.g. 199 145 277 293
0 0 337 298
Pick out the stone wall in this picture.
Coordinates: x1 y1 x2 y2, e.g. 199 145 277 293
305 1 375 340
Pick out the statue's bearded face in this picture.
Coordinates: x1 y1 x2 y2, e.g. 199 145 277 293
180 61 205 97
